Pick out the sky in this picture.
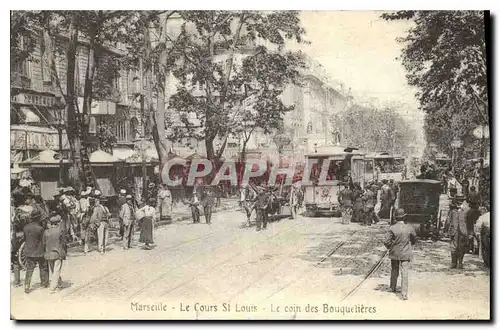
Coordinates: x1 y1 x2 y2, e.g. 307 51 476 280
289 11 420 112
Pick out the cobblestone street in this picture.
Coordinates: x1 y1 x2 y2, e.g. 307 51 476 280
11 205 490 320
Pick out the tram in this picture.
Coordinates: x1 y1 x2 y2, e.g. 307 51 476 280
366 152 405 182
303 146 365 217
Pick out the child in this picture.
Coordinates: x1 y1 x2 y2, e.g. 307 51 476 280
43 212 67 293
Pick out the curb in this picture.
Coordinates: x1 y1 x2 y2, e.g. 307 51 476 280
67 203 239 249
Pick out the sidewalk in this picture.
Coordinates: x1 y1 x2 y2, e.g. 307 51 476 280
67 198 239 248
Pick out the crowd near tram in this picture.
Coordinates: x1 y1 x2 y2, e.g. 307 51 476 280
11 146 490 299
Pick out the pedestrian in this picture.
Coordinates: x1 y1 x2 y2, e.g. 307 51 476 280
289 182 302 220
43 212 67 293
157 183 173 223
338 183 353 224
383 208 417 300
467 186 480 210
137 198 156 250
201 185 215 224
186 190 201 224
120 195 135 250
23 207 49 294
117 189 127 239
442 172 448 194
362 184 375 226
351 182 363 223
379 180 392 220
11 196 22 287
255 186 270 231
89 190 111 254
448 195 468 269
474 209 490 268
462 177 470 200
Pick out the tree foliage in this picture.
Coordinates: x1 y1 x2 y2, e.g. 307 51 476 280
382 11 488 156
334 104 417 156
168 11 307 161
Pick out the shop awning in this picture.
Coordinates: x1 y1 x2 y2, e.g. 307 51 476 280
89 149 123 165
20 149 70 167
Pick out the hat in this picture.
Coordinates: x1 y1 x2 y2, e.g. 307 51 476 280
63 187 75 194
394 208 407 220
126 195 133 200
120 189 127 195
93 190 102 198
148 183 155 188
49 214 62 224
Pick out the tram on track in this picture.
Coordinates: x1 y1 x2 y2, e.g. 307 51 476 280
365 152 405 183
303 146 365 217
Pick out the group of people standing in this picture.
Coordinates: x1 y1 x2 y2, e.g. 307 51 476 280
11 193 68 294
337 179 398 226
11 182 177 294
446 192 489 269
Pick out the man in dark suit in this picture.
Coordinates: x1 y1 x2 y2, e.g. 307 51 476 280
448 195 468 268
23 206 49 293
362 185 375 226
383 208 417 300
200 185 215 224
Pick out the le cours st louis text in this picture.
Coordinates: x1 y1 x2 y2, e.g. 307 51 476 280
130 302 378 316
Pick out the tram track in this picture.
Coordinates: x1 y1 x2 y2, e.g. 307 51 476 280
258 224 390 305
129 218 314 300
61 210 252 299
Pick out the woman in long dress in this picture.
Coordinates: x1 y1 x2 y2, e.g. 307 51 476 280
138 198 156 250
157 184 173 223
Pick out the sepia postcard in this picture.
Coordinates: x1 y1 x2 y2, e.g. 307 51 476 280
10 10 490 320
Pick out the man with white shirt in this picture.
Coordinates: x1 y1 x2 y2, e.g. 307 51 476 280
474 210 490 268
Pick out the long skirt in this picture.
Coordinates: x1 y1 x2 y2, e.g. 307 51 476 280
139 216 154 244
341 205 352 224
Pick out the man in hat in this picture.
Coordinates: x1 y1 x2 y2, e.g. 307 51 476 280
23 206 49 293
185 190 201 224
119 194 135 250
90 190 111 254
43 211 67 293
255 185 271 231
383 208 417 300
200 185 215 225
448 195 468 269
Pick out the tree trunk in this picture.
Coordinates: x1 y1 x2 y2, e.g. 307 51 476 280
151 14 170 168
65 14 84 187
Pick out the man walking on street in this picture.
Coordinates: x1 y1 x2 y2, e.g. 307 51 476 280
448 195 468 269
255 186 270 232
43 212 67 293
120 195 135 250
201 185 215 224
23 206 49 293
383 208 417 300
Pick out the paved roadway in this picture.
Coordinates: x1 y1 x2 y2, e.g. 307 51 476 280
11 206 489 320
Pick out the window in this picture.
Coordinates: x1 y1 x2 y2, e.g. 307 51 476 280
116 120 129 142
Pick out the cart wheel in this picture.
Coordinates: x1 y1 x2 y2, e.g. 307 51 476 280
18 242 27 270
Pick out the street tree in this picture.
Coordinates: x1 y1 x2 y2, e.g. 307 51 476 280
168 11 306 163
335 104 417 156
381 11 488 157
